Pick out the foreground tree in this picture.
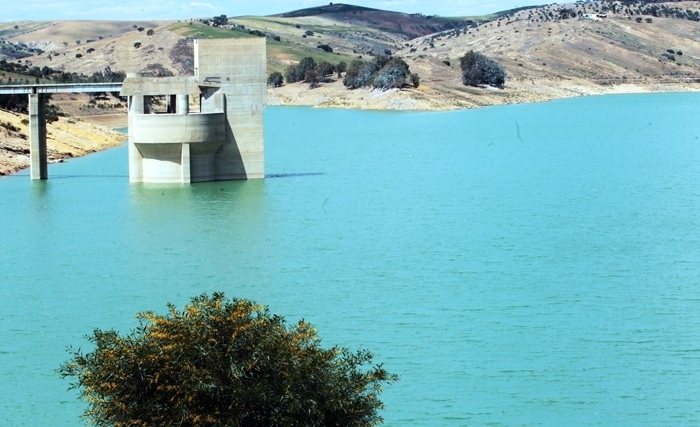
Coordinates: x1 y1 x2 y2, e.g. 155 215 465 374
59 293 396 427
460 50 506 89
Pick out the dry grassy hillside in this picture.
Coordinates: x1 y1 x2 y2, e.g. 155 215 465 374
401 1 700 82
1 1 698 113
7 20 181 75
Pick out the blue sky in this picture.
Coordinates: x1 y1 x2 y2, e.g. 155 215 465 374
4 0 543 22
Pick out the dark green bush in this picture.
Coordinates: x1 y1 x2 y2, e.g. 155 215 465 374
284 57 317 83
459 50 506 88
342 56 414 90
267 71 283 87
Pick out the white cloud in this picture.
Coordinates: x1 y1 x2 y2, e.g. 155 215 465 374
189 2 217 10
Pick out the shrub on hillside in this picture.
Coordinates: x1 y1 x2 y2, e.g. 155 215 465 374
317 61 335 81
410 72 420 88
460 50 506 88
267 71 283 87
284 57 317 83
336 61 347 77
342 56 415 90
373 58 410 89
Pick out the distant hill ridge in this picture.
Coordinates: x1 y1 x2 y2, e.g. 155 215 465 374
276 3 381 17
274 2 475 39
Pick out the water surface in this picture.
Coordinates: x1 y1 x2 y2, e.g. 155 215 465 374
1 93 700 426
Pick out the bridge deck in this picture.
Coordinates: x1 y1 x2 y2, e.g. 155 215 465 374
0 82 123 95
1 82 125 180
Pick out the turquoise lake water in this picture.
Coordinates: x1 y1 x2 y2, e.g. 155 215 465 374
2 93 700 426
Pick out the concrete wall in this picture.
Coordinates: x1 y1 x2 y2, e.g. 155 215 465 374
195 38 266 180
130 112 225 145
125 38 266 184
129 112 226 183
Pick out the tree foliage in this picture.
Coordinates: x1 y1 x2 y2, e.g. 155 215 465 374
284 57 317 83
336 61 347 77
212 15 228 27
267 71 284 87
342 56 414 90
372 58 410 89
59 293 396 427
410 73 420 88
317 61 335 81
459 50 506 89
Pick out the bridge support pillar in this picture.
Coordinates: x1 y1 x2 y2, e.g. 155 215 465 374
29 93 47 180
177 94 189 115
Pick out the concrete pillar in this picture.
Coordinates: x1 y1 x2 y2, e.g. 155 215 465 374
177 94 189 115
29 93 47 180
129 95 144 114
128 140 144 183
181 143 191 184
128 95 144 182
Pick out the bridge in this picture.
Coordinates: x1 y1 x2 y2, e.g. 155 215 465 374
0 82 123 180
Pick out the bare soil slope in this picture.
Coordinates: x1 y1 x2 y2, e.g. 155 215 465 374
0 109 124 176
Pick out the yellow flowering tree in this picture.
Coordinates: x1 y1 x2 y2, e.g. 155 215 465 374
59 293 397 427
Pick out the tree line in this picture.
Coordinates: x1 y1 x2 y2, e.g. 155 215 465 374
0 62 126 85
270 50 506 91
271 55 421 90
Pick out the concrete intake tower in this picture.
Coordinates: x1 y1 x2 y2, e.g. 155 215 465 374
121 38 266 183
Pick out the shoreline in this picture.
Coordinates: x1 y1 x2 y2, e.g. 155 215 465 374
0 109 126 177
2 83 698 177
267 78 700 111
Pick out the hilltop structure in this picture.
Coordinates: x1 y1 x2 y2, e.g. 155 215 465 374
121 38 266 183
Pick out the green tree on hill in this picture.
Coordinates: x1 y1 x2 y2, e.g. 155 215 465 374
317 61 335 81
284 57 317 83
373 57 410 89
267 71 284 87
58 293 397 427
460 50 506 89
342 56 416 90
336 60 347 77
212 15 228 26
